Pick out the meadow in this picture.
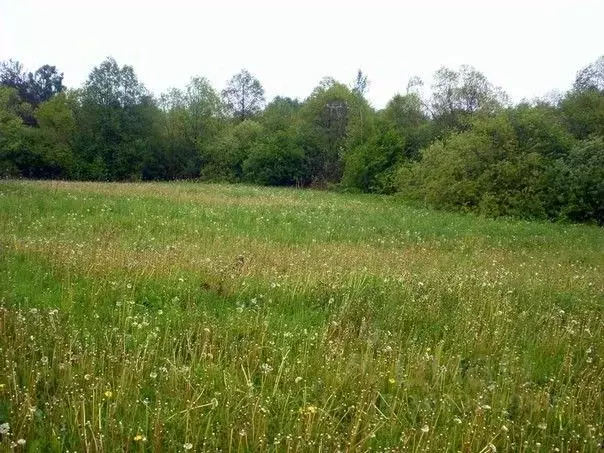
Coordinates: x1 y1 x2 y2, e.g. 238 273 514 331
0 180 602 452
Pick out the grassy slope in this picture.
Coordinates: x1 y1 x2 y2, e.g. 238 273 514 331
0 180 602 452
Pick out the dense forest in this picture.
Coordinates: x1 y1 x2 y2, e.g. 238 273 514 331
1 56 602 224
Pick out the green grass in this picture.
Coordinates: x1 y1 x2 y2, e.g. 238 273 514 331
0 180 602 452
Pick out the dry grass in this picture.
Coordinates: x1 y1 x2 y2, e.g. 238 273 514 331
0 180 602 452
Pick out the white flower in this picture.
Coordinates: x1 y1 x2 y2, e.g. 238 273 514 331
421 424 429 433
17 438 26 446
294 376 303 384
149 371 158 379
260 363 273 374
183 442 193 450
0 422 10 435
41 356 49 365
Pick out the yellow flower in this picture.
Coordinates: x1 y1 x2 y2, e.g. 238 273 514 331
388 378 396 384
0 383 5 389
306 405 317 415
104 390 113 398
134 434 144 441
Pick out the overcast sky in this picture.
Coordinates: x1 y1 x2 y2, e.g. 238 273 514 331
1 0 602 108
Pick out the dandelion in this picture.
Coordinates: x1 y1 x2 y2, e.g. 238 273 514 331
17 439 26 446
104 390 113 399
183 442 193 450
260 363 273 374
421 424 429 433
0 422 10 435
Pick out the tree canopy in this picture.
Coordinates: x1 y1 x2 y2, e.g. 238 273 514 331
1 55 603 224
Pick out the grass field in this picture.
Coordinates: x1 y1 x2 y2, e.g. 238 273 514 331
0 180 602 452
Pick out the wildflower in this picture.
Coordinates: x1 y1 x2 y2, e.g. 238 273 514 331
104 390 113 398
295 376 303 384
481 404 492 410
388 377 396 384
501 425 508 432
0 383 5 390
453 417 462 424
134 434 144 441
421 425 429 433
41 356 49 365
239 429 247 437
260 363 273 374
306 405 317 415
149 371 158 379
183 442 193 450
84 374 91 381
0 422 10 435
17 438 26 446
537 422 547 430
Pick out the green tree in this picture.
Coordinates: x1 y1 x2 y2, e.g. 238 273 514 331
28 92 77 177
0 87 27 176
73 57 158 180
297 81 358 185
383 93 431 159
430 65 507 136
222 69 265 121
154 77 224 179
243 131 306 186
201 120 263 181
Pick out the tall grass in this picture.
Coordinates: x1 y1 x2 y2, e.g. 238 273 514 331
0 180 602 452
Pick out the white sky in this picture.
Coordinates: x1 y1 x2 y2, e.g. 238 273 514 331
1 0 602 108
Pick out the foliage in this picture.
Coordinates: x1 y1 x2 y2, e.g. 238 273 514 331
221 69 265 121
0 57 603 223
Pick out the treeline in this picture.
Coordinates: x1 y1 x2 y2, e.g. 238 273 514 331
1 56 602 224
